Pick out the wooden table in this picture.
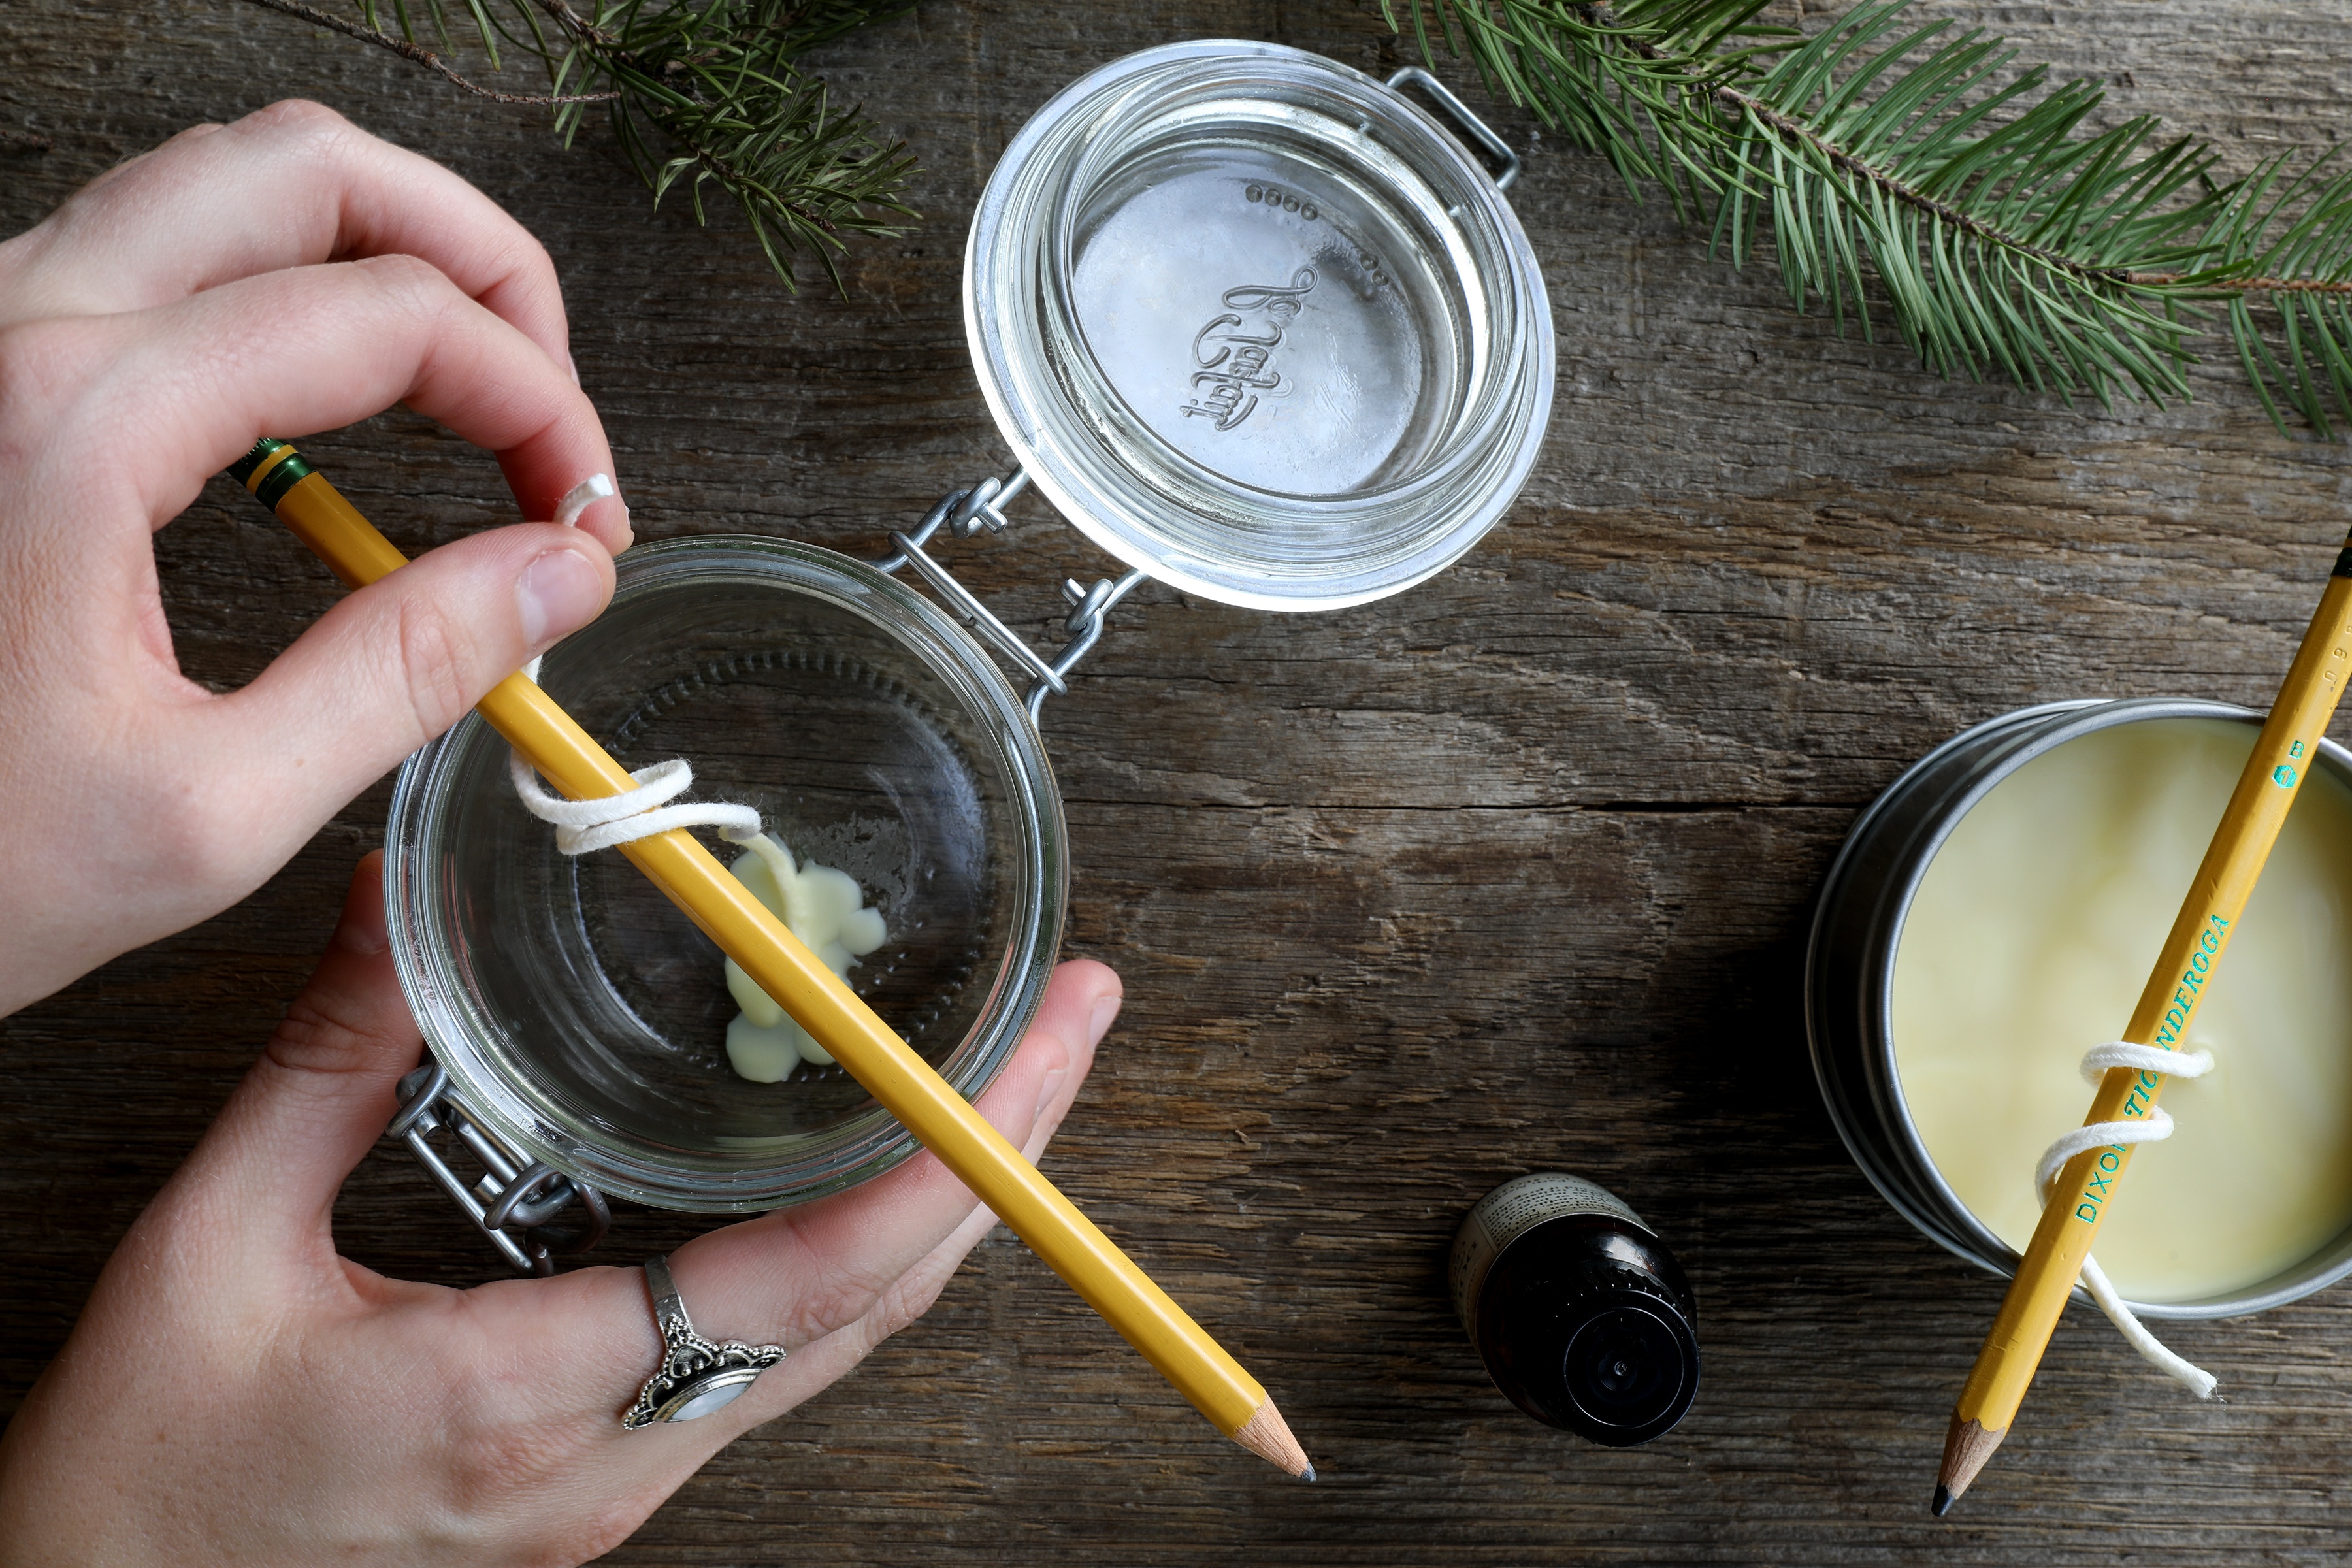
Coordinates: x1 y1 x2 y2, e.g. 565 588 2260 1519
7 1 2351 1560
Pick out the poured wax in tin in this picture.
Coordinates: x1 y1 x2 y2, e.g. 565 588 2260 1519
1892 717 2352 1303
721 834 889 1083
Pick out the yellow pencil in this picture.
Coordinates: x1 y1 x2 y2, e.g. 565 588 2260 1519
1935 524 2352 1514
227 438 1313 1480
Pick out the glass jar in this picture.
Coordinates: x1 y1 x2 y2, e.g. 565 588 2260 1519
384 39 1554 1260
966 41 1556 612
387 538 1063 1215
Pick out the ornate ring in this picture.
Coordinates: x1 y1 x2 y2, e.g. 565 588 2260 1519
621 1254 787 1429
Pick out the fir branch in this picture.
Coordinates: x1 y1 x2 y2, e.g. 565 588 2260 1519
250 0 917 291
1386 0 2352 433
239 0 620 103
561 0 920 293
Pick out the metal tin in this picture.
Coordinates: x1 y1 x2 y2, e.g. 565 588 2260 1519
1806 697 2352 1319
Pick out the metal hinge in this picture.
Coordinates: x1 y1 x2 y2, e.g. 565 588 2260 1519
874 465 1147 722
385 1061 611 1276
1388 65 1522 190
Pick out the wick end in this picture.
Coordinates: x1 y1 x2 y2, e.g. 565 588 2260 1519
554 472 618 529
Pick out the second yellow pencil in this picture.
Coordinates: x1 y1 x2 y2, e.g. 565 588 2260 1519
1935 525 2352 1512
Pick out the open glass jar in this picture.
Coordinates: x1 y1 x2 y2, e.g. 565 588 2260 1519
382 39 1555 1271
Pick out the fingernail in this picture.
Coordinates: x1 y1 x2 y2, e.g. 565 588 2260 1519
516 546 606 649
555 472 617 529
564 348 581 387
1034 1064 1068 1126
336 874 389 956
1088 994 1122 1047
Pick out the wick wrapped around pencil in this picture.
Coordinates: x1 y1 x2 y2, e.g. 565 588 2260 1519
1932 524 2352 1516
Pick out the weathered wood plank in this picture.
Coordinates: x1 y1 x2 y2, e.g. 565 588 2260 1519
7 1 2352 1561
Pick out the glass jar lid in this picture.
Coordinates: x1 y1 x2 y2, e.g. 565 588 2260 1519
966 40 1555 612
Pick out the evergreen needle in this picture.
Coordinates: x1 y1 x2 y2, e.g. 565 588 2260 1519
249 0 918 293
1388 0 2352 433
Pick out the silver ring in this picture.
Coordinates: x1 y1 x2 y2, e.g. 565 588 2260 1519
621 1255 787 1429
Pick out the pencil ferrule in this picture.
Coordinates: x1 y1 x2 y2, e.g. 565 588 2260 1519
253 449 317 512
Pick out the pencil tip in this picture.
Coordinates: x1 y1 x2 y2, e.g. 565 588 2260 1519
1232 1397 1311 1479
1936 1413 2004 1516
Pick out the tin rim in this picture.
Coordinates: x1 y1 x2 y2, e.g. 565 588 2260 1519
1806 696 2352 1319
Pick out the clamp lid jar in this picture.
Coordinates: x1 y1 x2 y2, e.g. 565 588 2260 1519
379 40 1557 1264
387 537 1065 1217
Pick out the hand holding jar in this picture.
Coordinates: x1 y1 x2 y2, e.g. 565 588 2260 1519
0 108 1123 1565
0 853 1120 1564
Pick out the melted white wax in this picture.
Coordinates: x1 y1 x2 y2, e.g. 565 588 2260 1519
721 834 888 1083
1893 718 2352 1303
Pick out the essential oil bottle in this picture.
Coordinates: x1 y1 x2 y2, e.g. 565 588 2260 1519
1450 1173 1699 1446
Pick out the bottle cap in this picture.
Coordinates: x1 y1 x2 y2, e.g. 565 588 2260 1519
1469 1214 1700 1446
1552 1266 1699 1446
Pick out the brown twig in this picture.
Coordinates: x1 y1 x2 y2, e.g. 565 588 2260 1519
237 0 623 104
528 0 622 52
2126 273 2352 296
0 127 53 152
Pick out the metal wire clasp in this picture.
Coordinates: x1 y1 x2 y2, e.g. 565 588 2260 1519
385 1062 611 1276
1388 66 1521 190
874 466 1146 723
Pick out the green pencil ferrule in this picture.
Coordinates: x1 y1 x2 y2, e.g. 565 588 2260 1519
253 450 316 512
225 436 289 489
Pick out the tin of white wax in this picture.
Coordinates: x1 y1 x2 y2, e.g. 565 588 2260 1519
1807 696 2352 1320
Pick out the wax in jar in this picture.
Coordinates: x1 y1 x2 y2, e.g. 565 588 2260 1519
721 834 889 1083
1891 717 2352 1303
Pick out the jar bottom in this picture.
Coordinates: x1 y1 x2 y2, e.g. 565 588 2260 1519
1070 120 1467 498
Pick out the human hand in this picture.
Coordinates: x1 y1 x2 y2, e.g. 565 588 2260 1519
0 102 632 1015
0 853 1121 1566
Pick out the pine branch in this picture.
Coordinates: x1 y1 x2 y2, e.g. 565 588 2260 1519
565 0 919 293
1386 0 2352 433
249 0 917 292
240 0 621 101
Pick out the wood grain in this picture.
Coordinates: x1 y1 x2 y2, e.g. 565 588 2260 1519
8 1 2352 1561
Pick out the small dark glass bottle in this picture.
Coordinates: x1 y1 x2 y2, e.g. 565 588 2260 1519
1450 1173 1699 1446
